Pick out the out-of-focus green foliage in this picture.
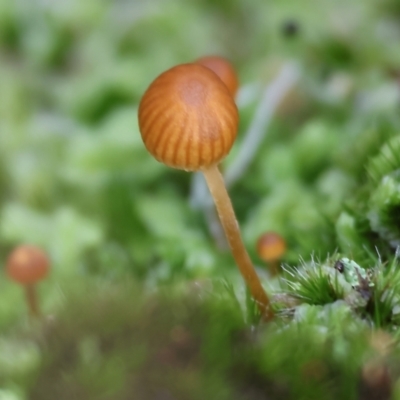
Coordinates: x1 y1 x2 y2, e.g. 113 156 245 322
0 281 390 400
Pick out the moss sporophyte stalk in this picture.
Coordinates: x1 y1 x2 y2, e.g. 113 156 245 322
138 63 273 320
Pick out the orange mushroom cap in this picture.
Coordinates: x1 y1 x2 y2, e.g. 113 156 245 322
256 232 286 263
138 63 239 171
195 56 239 97
6 245 50 285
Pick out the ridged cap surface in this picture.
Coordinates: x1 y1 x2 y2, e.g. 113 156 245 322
138 63 238 171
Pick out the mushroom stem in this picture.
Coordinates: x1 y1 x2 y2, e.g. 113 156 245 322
269 260 280 277
202 164 274 320
25 284 39 319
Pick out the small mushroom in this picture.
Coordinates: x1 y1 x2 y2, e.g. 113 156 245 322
138 63 273 320
359 360 392 400
195 55 239 97
6 245 50 318
256 232 286 276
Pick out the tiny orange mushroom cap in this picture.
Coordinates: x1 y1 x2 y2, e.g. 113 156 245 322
195 56 239 97
138 63 273 321
257 232 286 276
7 245 50 284
6 245 50 318
257 232 287 263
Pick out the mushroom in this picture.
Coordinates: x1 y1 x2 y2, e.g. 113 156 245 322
6 245 50 318
256 232 286 276
138 63 273 320
195 55 238 97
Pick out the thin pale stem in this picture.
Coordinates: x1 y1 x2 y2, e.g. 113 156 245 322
225 62 300 187
202 164 274 321
25 284 40 319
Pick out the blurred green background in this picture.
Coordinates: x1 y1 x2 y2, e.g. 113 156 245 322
1 0 400 324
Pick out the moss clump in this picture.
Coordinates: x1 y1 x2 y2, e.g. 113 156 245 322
0 280 393 400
